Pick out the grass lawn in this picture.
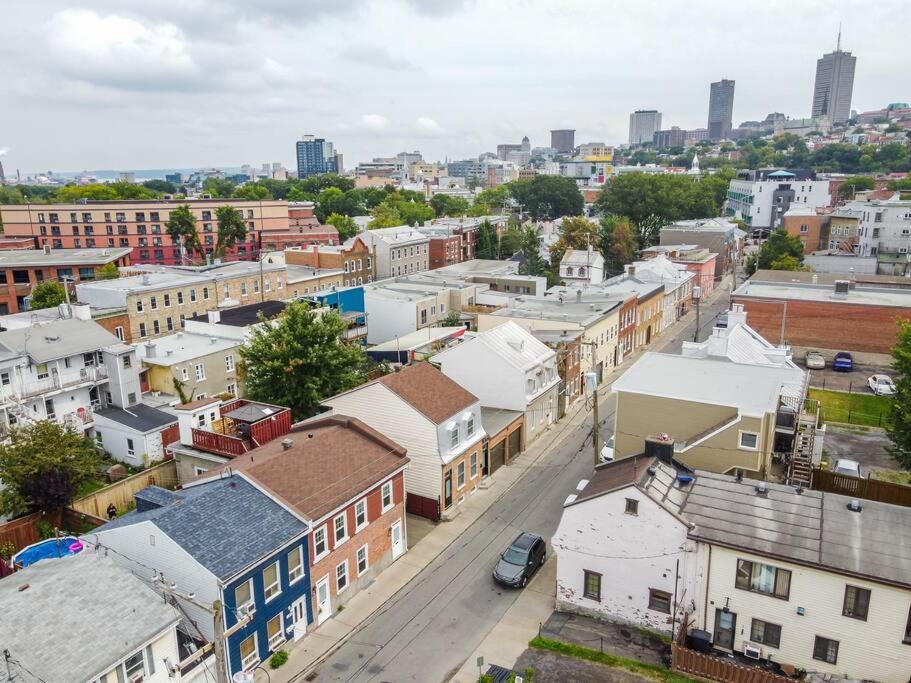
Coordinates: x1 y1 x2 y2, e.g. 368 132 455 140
872 469 911 485
529 636 697 683
808 388 893 428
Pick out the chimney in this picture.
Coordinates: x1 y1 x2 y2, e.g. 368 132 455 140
644 434 675 465
207 310 221 325
625 264 636 278
706 327 729 357
811 274 819 285
833 280 850 299
281 438 294 451
726 303 747 329
144 342 156 358
43 244 51 255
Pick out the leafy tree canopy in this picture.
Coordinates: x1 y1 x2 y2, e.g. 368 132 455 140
30 281 67 310
368 201 403 229
96 262 120 280
549 216 599 270
838 176 876 199
166 203 203 257
430 194 470 217
752 229 806 273
233 183 273 201
215 205 248 257
325 213 359 241
887 320 911 469
506 176 583 220
142 179 179 194
202 177 237 198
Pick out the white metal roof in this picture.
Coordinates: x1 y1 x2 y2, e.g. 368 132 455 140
434 320 555 371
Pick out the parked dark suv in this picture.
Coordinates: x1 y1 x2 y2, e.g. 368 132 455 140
492 532 546 588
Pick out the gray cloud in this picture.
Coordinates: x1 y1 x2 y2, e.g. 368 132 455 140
341 46 420 71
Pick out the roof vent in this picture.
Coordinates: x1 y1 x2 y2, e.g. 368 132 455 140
755 482 768 496
833 280 850 299
142 274 151 286
281 438 293 451
847 499 862 512
795 483 804 495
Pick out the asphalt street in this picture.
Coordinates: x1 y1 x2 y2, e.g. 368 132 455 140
305 280 734 683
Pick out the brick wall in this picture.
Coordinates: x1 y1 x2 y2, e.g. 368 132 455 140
732 296 911 354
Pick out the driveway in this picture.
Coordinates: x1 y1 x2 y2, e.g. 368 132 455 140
807 365 892 393
823 426 900 474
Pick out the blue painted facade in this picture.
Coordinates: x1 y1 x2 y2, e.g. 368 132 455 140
306 286 367 331
223 535 312 675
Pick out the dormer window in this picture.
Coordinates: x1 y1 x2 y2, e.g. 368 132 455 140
447 422 459 449
465 414 475 437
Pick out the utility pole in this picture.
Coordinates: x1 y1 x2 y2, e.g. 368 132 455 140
692 285 702 343
213 600 229 683
581 340 600 466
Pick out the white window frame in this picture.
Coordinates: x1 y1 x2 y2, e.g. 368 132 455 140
333 512 348 546
266 613 284 651
449 426 459 449
181 367 189 381
336 559 349 593
313 525 328 562
263 561 281 602
466 414 475 437
126 438 135 457
470 452 478 479
239 632 259 671
738 430 759 451
225 355 235 373
288 546 304 584
195 363 206 381
381 481 393 512
226 383 237 396
356 544 369 576
235 578 255 615
354 499 367 531
457 461 466 489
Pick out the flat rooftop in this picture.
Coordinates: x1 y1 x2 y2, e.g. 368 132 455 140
286 264 344 283
734 280 911 308
137 331 240 365
0 247 131 267
187 300 287 327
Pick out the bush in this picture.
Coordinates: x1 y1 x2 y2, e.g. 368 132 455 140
36 519 56 540
269 651 289 669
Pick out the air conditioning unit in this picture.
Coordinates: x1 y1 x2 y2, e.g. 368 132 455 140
128 673 144 683
743 642 763 660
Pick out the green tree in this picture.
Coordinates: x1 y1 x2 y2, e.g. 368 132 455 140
755 229 806 271
55 184 119 201
325 213 359 241
396 200 435 226
215 205 248 257
887 320 911 468
599 215 638 274
315 187 364 222
166 204 203 257
518 226 548 277
476 220 499 259
202 177 237 198
96 262 120 280
474 185 510 212
368 201 403 229
233 183 273 200
0 420 102 517
839 176 876 200
430 194 470 217
30 281 67 310
142 179 179 194
239 303 366 420
549 216 599 270
441 310 462 326
887 177 911 191
109 181 155 200
506 176 583 220
498 228 523 257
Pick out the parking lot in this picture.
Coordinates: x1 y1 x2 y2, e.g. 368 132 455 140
807 363 893 393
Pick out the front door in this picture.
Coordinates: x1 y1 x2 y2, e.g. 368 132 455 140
444 470 453 508
713 609 737 651
481 442 489 477
391 519 404 560
291 598 308 640
315 576 331 626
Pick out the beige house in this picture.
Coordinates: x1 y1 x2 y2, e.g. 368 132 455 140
137 330 244 401
359 225 430 279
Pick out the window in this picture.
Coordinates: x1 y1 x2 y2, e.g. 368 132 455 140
357 545 369 575
355 499 367 529
122 650 146 681
195 363 205 381
449 426 459 449
750 619 781 648
241 281 248 297
193 466 208 476
150 295 158 310
648 588 671 613
254 280 260 293
177 291 184 305
842 585 871 620
163 293 171 307
166 317 174 332
223 355 236 373
625 498 639 515
263 561 281 601
583 570 601 601
800 223 808 234
136 299 144 313
470 452 478 479
235 579 254 614
189 288 197 302
239 633 258 670
226 383 236 396
334 513 348 544
203 287 210 300
181 367 189 381
735 559 791 599
288 546 304 583
739 431 759 450
813 636 839 664
381 481 393 511
138 322 147 338
313 525 328 559
336 560 349 592
266 614 284 651
35 363 49 379
152 319 160 335
457 461 465 489
466 414 475 437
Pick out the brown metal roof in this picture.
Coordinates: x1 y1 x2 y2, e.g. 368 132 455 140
377 362 478 424
574 456 656 502
199 415 408 521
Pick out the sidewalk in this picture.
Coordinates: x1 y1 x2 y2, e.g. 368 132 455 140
266 275 733 682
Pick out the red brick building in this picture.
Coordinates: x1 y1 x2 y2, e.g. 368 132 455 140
428 234 461 269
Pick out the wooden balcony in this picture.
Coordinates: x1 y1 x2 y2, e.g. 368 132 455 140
191 428 249 457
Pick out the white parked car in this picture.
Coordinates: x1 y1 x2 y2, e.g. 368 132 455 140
805 350 825 370
599 435 615 463
834 459 862 478
867 374 896 396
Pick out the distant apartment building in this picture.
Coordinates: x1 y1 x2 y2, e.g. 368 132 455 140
446 159 485 181
359 226 430 279
0 246 131 315
652 127 686 149
138 330 244 401
811 37 856 124
726 170 832 236
707 79 735 140
660 217 745 277
840 199 911 274
628 110 662 146
0 199 289 265
550 129 576 154
295 135 342 178
285 236 374 287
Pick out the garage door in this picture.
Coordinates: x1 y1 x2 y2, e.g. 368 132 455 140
507 428 522 462
489 440 506 474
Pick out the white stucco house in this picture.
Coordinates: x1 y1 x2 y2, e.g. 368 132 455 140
628 255 695 329
554 455 911 683
560 248 604 285
431 321 560 443
93 403 178 467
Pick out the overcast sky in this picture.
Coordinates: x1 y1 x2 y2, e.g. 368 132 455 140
1 0 909 174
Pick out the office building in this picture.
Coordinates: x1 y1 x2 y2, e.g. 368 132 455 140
295 135 342 178
725 169 832 237
811 33 857 124
707 79 735 140
652 127 686 149
628 110 662 146
550 129 575 154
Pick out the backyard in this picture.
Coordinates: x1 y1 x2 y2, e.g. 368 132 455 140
808 388 893 428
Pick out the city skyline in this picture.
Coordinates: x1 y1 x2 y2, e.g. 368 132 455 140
1 0 908 172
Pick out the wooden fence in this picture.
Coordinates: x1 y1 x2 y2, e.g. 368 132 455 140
671 644 791 682
71 460 179 518
811 468 911 507
0 508 106 556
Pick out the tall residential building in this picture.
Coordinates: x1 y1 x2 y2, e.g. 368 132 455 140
707 79 735 140
628 110 662 146
811 32 857 124
295 135 341 178
550 129 575 154
652 127 686 149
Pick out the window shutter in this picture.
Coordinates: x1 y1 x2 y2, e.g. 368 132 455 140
116 666 126 683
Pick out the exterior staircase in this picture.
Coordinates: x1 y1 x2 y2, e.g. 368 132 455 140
788 399 820 487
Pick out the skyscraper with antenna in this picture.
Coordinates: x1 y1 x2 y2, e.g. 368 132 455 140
811 25 856 124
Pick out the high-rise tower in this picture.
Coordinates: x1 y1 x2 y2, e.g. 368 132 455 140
811 28 856 124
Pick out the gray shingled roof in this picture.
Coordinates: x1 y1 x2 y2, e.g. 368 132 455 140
95 403 177 432
0 553 179 683
0 318 121 362
683 471 911 588
93 477 307 580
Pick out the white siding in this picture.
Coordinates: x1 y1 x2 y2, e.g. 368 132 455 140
554 487 696 634
363 293 417 344
93 417 167 467
96 626 181 683
700 546 911 683
85 520 220 642
324 384 442 500
435 343 525 411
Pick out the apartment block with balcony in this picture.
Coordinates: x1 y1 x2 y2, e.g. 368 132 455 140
0 317 141 440
842 198 911 274
0 199 290 265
